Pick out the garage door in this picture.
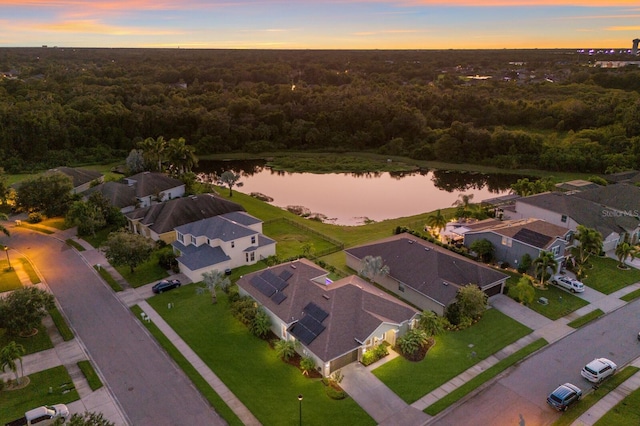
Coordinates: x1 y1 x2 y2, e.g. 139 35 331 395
483 283 502 297
329 349 359 373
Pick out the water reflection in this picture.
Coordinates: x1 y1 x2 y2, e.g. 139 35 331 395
196 159 526 225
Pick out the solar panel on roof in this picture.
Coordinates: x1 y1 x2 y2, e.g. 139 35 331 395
279 269 293 281
250 276 275 297
262 270 288 291
299 315 325 336
303 302 328 322
290 325 316 345
513 228 552 248
271 292 287 305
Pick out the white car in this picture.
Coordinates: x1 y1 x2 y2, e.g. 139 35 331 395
551 275 585 293
581 358 617 383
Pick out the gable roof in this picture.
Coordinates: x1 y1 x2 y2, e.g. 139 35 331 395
47 167 103 188
125 193 245 234
466 218 570 250
345 234 508 306
237 259 418 363
125 172 184 198
175 212 258 242
570 183 640 214
517 191 640 236
83 181 137 209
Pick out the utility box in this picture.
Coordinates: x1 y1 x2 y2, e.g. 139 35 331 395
538 297 549 305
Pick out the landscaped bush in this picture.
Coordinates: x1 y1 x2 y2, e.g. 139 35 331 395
157 247 179 272
299 356 316 376
28 212 43 223
397 329 432 361
361 343 389 366
229 296 258 326
325 386 347 400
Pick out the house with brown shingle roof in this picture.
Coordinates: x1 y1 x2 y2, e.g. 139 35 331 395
237 258 419 377
125 193 245 243
345 233 508 316
124 171 185 208
83 181 138 213
462 218 570 272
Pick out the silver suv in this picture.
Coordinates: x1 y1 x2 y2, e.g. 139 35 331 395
581 358 617 383
551 275 585 293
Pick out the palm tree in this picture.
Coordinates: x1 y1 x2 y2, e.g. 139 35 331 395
615 242 637 269
201 270 231 304
166 137 198 176
0 341 25 384
533 251 558 288
452 193 474 217
0 213 9 237
426 209 448 236
359 255 389 283
418 311 444 337
138 136 167 172
573 225 603 267
217 171 243 197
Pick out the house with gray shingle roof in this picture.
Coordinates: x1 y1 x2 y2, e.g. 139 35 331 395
124 171 185 208
236 258 419 377
172 211 276 282
462 218 570 272
509 187 640 252
125 193 245 243
345 233 508 315
83 181 138 213
46 167 104 194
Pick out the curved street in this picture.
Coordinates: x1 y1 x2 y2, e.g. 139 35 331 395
7 226 226 426
433 296 640 426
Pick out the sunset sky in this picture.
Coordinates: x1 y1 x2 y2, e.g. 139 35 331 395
1 1 639 49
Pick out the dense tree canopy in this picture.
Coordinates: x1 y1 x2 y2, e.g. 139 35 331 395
1 48 640 174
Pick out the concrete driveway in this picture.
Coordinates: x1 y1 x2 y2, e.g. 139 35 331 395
7 228 227 426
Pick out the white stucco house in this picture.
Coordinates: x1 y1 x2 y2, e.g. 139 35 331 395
171 211 276 282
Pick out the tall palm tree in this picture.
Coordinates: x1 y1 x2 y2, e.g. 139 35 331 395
426 209 448 236
452 193 474 211
0 341 25 384
166 137 198 176
217 171 243 197
573 225 603 266
359 255 389 283
533 251 558 288
615 242 637 269
138 136 167 172
0 213 9 237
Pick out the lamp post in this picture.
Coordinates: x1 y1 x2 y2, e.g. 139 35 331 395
3 246 10 270
297 394 303 426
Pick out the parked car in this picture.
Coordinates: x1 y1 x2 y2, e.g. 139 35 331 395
547 383 582 411
5 404 69 426
152 279 182 294
581 358 617 383
551 275 585 293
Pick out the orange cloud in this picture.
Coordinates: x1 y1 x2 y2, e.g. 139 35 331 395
27 19 181 35
606 25 640 31
390 0 638 5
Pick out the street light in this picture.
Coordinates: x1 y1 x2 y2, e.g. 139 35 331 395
3 246 10 270
298 394 303 426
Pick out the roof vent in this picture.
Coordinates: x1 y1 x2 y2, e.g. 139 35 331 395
443 281 449 286
322 294 330 300
424 247 430 251
408 240 414 244
291 265 297 269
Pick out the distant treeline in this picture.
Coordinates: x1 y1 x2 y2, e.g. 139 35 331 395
0 48 639 173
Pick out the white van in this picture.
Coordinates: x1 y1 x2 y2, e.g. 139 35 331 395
551 275 585 293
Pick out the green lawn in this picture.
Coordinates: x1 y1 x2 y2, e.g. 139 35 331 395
552 366 639 426
0 366 80 425
373 308 532 403
115 250 168 288
594 382 640 426
0 324 53 354
504 271 588 320
147 289 375 426
39 217 68 230
77 360 103 391
19 257 41 284
94 265 123 292
425 338 548 415
567 309 604 329
621 287 640 302
48 307 74 341
582 256 640 294
263 219 342 260
0 260 22 292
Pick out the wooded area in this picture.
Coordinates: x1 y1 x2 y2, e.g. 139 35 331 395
1 47 639 173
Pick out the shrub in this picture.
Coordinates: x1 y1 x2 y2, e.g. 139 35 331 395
28 212 43 223
518 253 532 274
325 386 347 400
361 343 389 366
397 329 429 358
300 356 316 376
274 339 297 361
230 296 258 326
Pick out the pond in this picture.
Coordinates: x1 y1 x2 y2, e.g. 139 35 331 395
196 159 526 226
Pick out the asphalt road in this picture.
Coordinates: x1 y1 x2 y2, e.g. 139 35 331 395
9 228 227 426
433 297 640 426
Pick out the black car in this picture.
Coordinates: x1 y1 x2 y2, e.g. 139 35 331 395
547 383 582 411
152 279 182 294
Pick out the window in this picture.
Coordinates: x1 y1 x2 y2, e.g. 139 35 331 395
190 235 196 244
551 246 559 256
250 252 255 261
251 236 256 244
561 215 567 223
177 233 184 243
207 238 211 245
501 236 512 247
245 253 249 262
231 241 235 248
398 283 405 292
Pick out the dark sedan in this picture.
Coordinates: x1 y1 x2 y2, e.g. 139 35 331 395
152 279 182 294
